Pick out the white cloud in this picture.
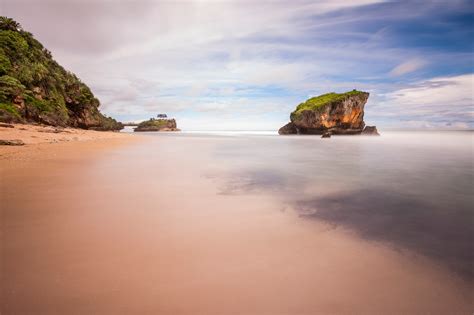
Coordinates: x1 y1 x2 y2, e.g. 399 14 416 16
385 73 473 107
389 58 426 76
369 74 474 129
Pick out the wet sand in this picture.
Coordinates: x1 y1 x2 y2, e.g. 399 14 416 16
1 133 473 314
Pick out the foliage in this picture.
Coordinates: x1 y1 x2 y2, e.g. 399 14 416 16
0 16 122 130
23 93 53 112
0 17 21 31
0 102 21 122
291 90 367 118
0 49 11 75
0 102 20 116
137 118 170 128
0 75 25 102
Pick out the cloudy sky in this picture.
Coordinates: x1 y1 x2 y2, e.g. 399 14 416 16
2 0 473 130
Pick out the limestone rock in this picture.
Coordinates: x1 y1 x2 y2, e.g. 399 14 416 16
278 122 298 135
279 90 379 136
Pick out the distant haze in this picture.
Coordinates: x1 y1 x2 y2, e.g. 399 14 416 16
2 0 473 130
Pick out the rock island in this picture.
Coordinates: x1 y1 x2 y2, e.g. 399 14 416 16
279 90 379 135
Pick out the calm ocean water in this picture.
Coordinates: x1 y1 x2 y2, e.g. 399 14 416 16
131 130 473 279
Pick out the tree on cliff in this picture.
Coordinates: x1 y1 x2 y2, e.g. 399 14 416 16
0 17 21 31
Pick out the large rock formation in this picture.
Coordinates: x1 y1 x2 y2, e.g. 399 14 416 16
0 17 123 131
133 118 180 132
279 90 378 135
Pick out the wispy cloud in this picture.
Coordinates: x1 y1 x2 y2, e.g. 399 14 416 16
3 0 473 129
389 58 426 76
370 74 474 129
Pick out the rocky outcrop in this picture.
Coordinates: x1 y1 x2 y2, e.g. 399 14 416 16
279 90 378 135
278 122 298 135
321 132 331 138
0 17 123 131
361 125 380 136
133 118 180 132
0 139 24 145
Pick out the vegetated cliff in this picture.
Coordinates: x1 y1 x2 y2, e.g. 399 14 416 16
133 118 180 132
0 17 122 130
279 90 378 135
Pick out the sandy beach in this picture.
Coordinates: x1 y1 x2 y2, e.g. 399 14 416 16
1 129 472 314
0 124 136 162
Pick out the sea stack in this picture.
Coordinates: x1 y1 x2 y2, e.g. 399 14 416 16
279 90 378 135
133 118 180 132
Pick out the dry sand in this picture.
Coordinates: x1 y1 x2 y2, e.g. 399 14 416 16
1 128 472 314
0 123 135 162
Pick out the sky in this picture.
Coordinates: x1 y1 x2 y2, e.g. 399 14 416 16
2 0 473 130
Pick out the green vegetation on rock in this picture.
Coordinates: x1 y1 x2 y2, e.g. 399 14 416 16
0 102 20 121
291 90 366 118
0 16 122 130
134 117 179 132
137 119 169 128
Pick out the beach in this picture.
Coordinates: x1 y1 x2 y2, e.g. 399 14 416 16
0 124 136 162
1 128 473 314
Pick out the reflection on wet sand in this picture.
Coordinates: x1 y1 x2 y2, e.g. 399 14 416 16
1 132 473 314
209 132 473 283
295 189 474 279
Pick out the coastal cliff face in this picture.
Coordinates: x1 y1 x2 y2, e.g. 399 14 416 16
279 90 374 135
0 17 122 130
134 118 180 132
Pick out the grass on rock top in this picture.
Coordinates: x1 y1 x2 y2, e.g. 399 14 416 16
291 90 367 118
137 119 170 128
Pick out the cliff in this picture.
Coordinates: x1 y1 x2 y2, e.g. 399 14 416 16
0 17 122 130
133 118 180 132
279 90 378 135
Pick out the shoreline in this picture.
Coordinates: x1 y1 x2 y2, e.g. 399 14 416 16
0 123 140 162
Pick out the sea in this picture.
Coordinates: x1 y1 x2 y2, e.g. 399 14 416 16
127 129 474 279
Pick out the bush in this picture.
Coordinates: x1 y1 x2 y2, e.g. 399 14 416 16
0 49 11 75
0 102 21 122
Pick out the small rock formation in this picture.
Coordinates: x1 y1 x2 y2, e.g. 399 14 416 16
361 125 380 136
0 139 24 145
279 90 378 135
133 118 180 132
321 132 331 138
278 122 298 135
0 123 14 128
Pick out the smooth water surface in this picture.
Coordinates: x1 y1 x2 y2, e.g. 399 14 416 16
143 131 474 278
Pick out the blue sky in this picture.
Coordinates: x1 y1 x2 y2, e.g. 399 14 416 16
3 0 473 130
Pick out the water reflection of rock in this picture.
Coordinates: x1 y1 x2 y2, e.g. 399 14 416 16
296 189 473 281
211 167 473 281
